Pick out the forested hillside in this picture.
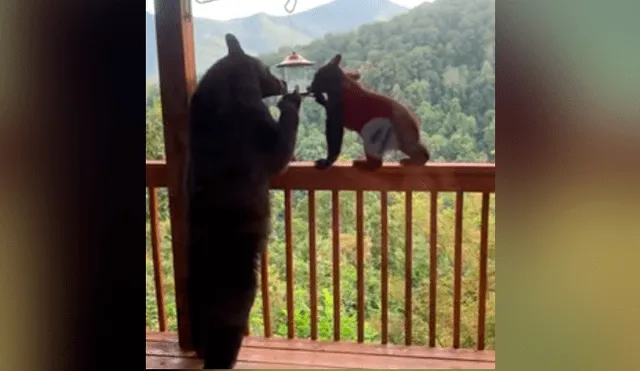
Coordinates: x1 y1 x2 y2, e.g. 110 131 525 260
146 0 495 350
146 0 407 80
260 0 495 163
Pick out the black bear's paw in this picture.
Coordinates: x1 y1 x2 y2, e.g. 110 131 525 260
314 158 333 170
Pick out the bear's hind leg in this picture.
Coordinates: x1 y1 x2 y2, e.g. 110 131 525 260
202 323 246 369
200 244 261 369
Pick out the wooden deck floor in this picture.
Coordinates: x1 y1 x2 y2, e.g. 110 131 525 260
147 332 495 369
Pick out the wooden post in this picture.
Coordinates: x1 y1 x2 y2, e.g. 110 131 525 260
154 0 196 350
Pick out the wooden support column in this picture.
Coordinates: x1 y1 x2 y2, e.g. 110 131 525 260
154 0 196 350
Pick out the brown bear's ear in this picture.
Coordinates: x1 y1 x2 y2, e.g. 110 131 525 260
344 69 361 81
225 33 245 55
329 54 342 65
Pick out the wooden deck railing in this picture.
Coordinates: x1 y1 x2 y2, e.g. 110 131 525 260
146 160 495 350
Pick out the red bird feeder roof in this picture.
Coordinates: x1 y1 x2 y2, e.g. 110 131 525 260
276 51 315 68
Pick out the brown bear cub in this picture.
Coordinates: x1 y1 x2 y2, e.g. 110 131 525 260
309 54 429 171
185 33 301 369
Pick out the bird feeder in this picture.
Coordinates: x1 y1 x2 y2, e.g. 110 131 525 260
275 51 315 93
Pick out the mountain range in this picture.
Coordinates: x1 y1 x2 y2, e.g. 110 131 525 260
146 0 408 81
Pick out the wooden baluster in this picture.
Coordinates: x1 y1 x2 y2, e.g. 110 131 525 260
285 189 295 339
146 221 150 333
308 191 318 340
380 191 389 345
453 191 463 348
149 187 167 332
429 191 438 347
405 191 413 345
478 193 490 350
332 190 341 341
261 250 272 337
356 191 365 343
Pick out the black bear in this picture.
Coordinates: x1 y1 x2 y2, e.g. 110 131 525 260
185 33 301 369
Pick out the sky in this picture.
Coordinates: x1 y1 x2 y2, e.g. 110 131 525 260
146 0 431 21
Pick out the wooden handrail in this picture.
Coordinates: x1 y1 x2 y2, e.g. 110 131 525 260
146 160 168 188
146 161 495 192
145 160 495 350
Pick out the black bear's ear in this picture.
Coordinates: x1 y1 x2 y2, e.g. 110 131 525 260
225 33 245 55
328 54 342 66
